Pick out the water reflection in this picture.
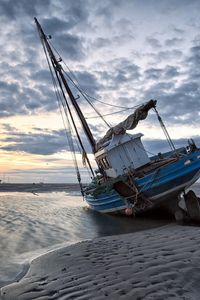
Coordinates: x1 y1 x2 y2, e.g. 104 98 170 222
83 207 171 236
1 185 199 287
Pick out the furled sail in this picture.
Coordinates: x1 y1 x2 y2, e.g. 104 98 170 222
96 99 157 151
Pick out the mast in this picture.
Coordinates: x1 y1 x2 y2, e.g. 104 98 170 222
34 18 96 153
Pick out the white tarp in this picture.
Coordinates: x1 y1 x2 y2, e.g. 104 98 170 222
96 100 156 151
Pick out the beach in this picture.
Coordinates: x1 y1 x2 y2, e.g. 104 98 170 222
0 187 171 296
1 184 200 299
1 224 200 300
1 0 200 299
0 183 80 193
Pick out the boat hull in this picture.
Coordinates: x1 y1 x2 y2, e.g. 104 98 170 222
85 150 200 214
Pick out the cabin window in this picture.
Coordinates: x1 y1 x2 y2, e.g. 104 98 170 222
101 159 107 169
104 157 111 168
97 156 110 170
98 161 104 170
101 157 110 169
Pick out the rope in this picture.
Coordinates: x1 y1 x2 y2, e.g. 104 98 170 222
126 132 156 157
139 168 160 194
63 70 111 128
41 39 87 195
85 106 140 119
83 93 142 110
49 40 141 110
153 107 177 153
45 41 110 128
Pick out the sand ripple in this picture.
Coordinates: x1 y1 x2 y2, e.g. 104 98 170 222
1 224 200 299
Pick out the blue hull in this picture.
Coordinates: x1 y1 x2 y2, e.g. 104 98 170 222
85 150 200 213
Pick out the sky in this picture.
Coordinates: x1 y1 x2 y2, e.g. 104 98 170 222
0 0 200 183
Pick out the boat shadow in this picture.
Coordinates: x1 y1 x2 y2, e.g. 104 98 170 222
82 206 173 237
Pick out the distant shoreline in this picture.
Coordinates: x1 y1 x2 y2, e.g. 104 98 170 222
0 182 199 193
0 183 81 193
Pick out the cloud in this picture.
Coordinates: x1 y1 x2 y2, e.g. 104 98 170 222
71 70 101 96
142 78 200 126
188 45 200 65
144 65 179 81
171 26 185 35
92 37 111 49
0 0 50 20
146 37 162 48
0 0 91 117
154 0 200 14
1 0 200 183
96 58 141 92
42 17 76 35
156 50 183 61
164 66 179 78
143 136 200 156
32 70 52 84
0 0 89 23
144 68 163 80
53 32 86 61
165 38 183 47
0 123 96 156
0 81 29 117
1 123 16 132
0 128 68 155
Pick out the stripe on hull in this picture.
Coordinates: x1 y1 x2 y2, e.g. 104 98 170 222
85 157 200 213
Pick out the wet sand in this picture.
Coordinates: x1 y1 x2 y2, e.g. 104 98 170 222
0 183 79 193
2 224 200 299
1 184 200 299
0 191 171 291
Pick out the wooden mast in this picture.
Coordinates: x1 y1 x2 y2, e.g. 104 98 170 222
34 18 96 153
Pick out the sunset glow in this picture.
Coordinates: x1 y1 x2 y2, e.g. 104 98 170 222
0 0 200 182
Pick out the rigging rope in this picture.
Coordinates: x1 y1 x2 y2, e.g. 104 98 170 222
81 92 141 110
44 38 172 174
49 40 142 111
63 70 111 128
41 39 91 194
54 67 95 176
126 132 157 157
85 107 140 119
48 40 110 127
153 107 177 153
37 25 95 174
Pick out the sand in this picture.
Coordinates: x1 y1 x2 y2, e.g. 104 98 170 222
0 183 79 193
1 224 200 300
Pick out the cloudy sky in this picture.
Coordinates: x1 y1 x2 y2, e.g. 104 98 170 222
0 0 200 183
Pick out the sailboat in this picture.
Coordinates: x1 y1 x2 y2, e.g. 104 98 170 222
35 18 200 220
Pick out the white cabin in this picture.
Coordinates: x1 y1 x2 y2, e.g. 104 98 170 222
95 133 150 178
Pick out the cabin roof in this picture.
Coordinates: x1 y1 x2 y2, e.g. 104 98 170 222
95 133 143 158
